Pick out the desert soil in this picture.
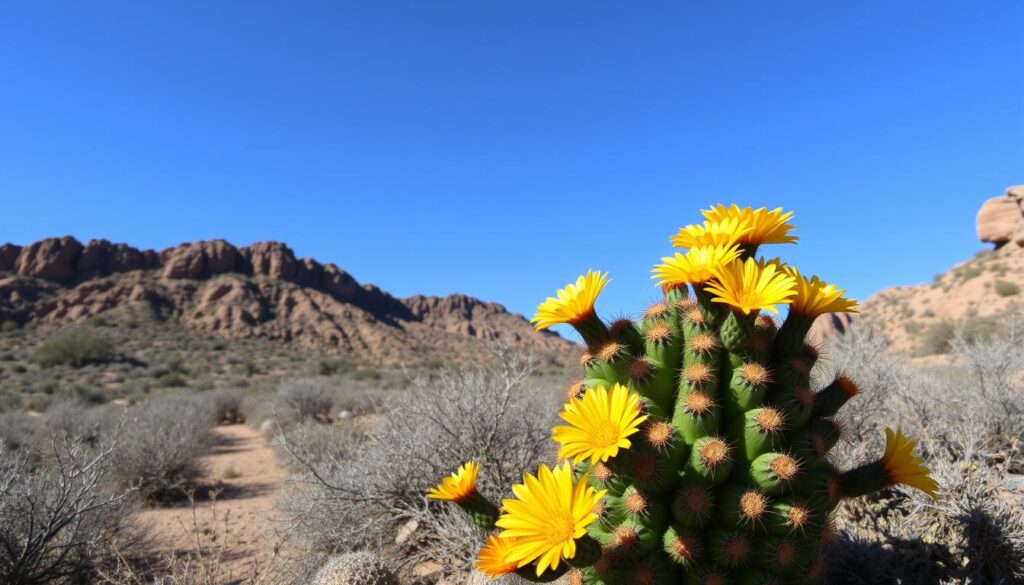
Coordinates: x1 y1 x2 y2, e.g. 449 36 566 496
132 424 285 584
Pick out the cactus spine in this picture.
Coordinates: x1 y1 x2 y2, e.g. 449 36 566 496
431 204 936 584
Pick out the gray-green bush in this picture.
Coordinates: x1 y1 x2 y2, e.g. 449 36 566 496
209 388 246 424
995 279 1021 297
34 328 115 368
277 379 336 423
819 324 1024 584
278 348 559 578
110 394 215 503
0 428 136 585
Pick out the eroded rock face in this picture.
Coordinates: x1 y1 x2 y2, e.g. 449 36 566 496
13 237 84 283
77 239 150 278
0 244 21 272
161 240 240 279
0 236 575 363
977 185 1024 247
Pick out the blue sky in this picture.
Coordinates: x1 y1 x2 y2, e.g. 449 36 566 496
1 2 1021 339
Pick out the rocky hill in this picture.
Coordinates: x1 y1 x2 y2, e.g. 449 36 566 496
812 185 1024 355
0 237 573 365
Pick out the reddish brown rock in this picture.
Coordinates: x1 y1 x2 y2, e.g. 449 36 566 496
0 244 21 272
14 237 83 283
0 236 576 365
161 240 239 279
243 241 299 281
77 239 149 277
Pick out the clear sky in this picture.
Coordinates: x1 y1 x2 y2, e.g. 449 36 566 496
2 2 1021 339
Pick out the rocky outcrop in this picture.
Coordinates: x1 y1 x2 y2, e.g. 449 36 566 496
77 239 154 278
814 185 1024 354
404 293 563 344
977 185 1024 248
0 236 574 363
13 237 84 283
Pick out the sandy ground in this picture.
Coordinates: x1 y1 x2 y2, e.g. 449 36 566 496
132 424 285 584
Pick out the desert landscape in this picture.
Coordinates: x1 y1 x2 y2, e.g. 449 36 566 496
1 192 1022 585
2 4 1022 584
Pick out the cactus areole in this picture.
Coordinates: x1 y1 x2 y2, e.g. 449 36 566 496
429 204 937 584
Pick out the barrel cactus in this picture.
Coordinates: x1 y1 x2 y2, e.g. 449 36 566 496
428 204 938 584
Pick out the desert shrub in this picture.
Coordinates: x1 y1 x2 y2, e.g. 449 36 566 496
817 324 1024 583
0 412 42 454
0 393 21 413
44 401 123 448
110 394 214 503
277 379 336 423
0 429 135 585
34 328 114 368
828 436 1024 584
278 348 558 577
917 319 956 355
317 359 352 376
351 367 381 381
156 372 186 388
995 279 1020 297
208 388 246 424
0 320 19 333
88 315 110 327
949 325 1024 455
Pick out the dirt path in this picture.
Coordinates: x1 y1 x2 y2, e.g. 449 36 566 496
132 424 285 584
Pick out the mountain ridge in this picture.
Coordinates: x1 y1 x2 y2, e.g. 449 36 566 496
0 236 574 365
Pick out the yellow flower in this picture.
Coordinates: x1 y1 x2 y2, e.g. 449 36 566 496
475 535 520 578
881 428 938 499
531 270 609 331
705 257 797 314
671 218 751 249
552 383 649 465
427 461 479 503
701 204 798 246
652 244 742 286
496 463 606 576
785 267 859 317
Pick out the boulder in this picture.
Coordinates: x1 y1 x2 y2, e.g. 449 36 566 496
977 185 1024 247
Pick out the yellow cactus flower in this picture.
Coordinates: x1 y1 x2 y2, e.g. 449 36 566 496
701 204 798 246
785 267 859 317
552 383 649 465
881 428 939 499
496 463 606 576
475 535 520 578
531 270 609 331
671 218 752 249
427 461 479 503
652 244 742 286
705 257 797 314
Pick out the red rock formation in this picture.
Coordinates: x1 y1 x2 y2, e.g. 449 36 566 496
0 236 574 364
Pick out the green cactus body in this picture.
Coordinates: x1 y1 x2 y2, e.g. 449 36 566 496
442 207 927 584
551 287 869 584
